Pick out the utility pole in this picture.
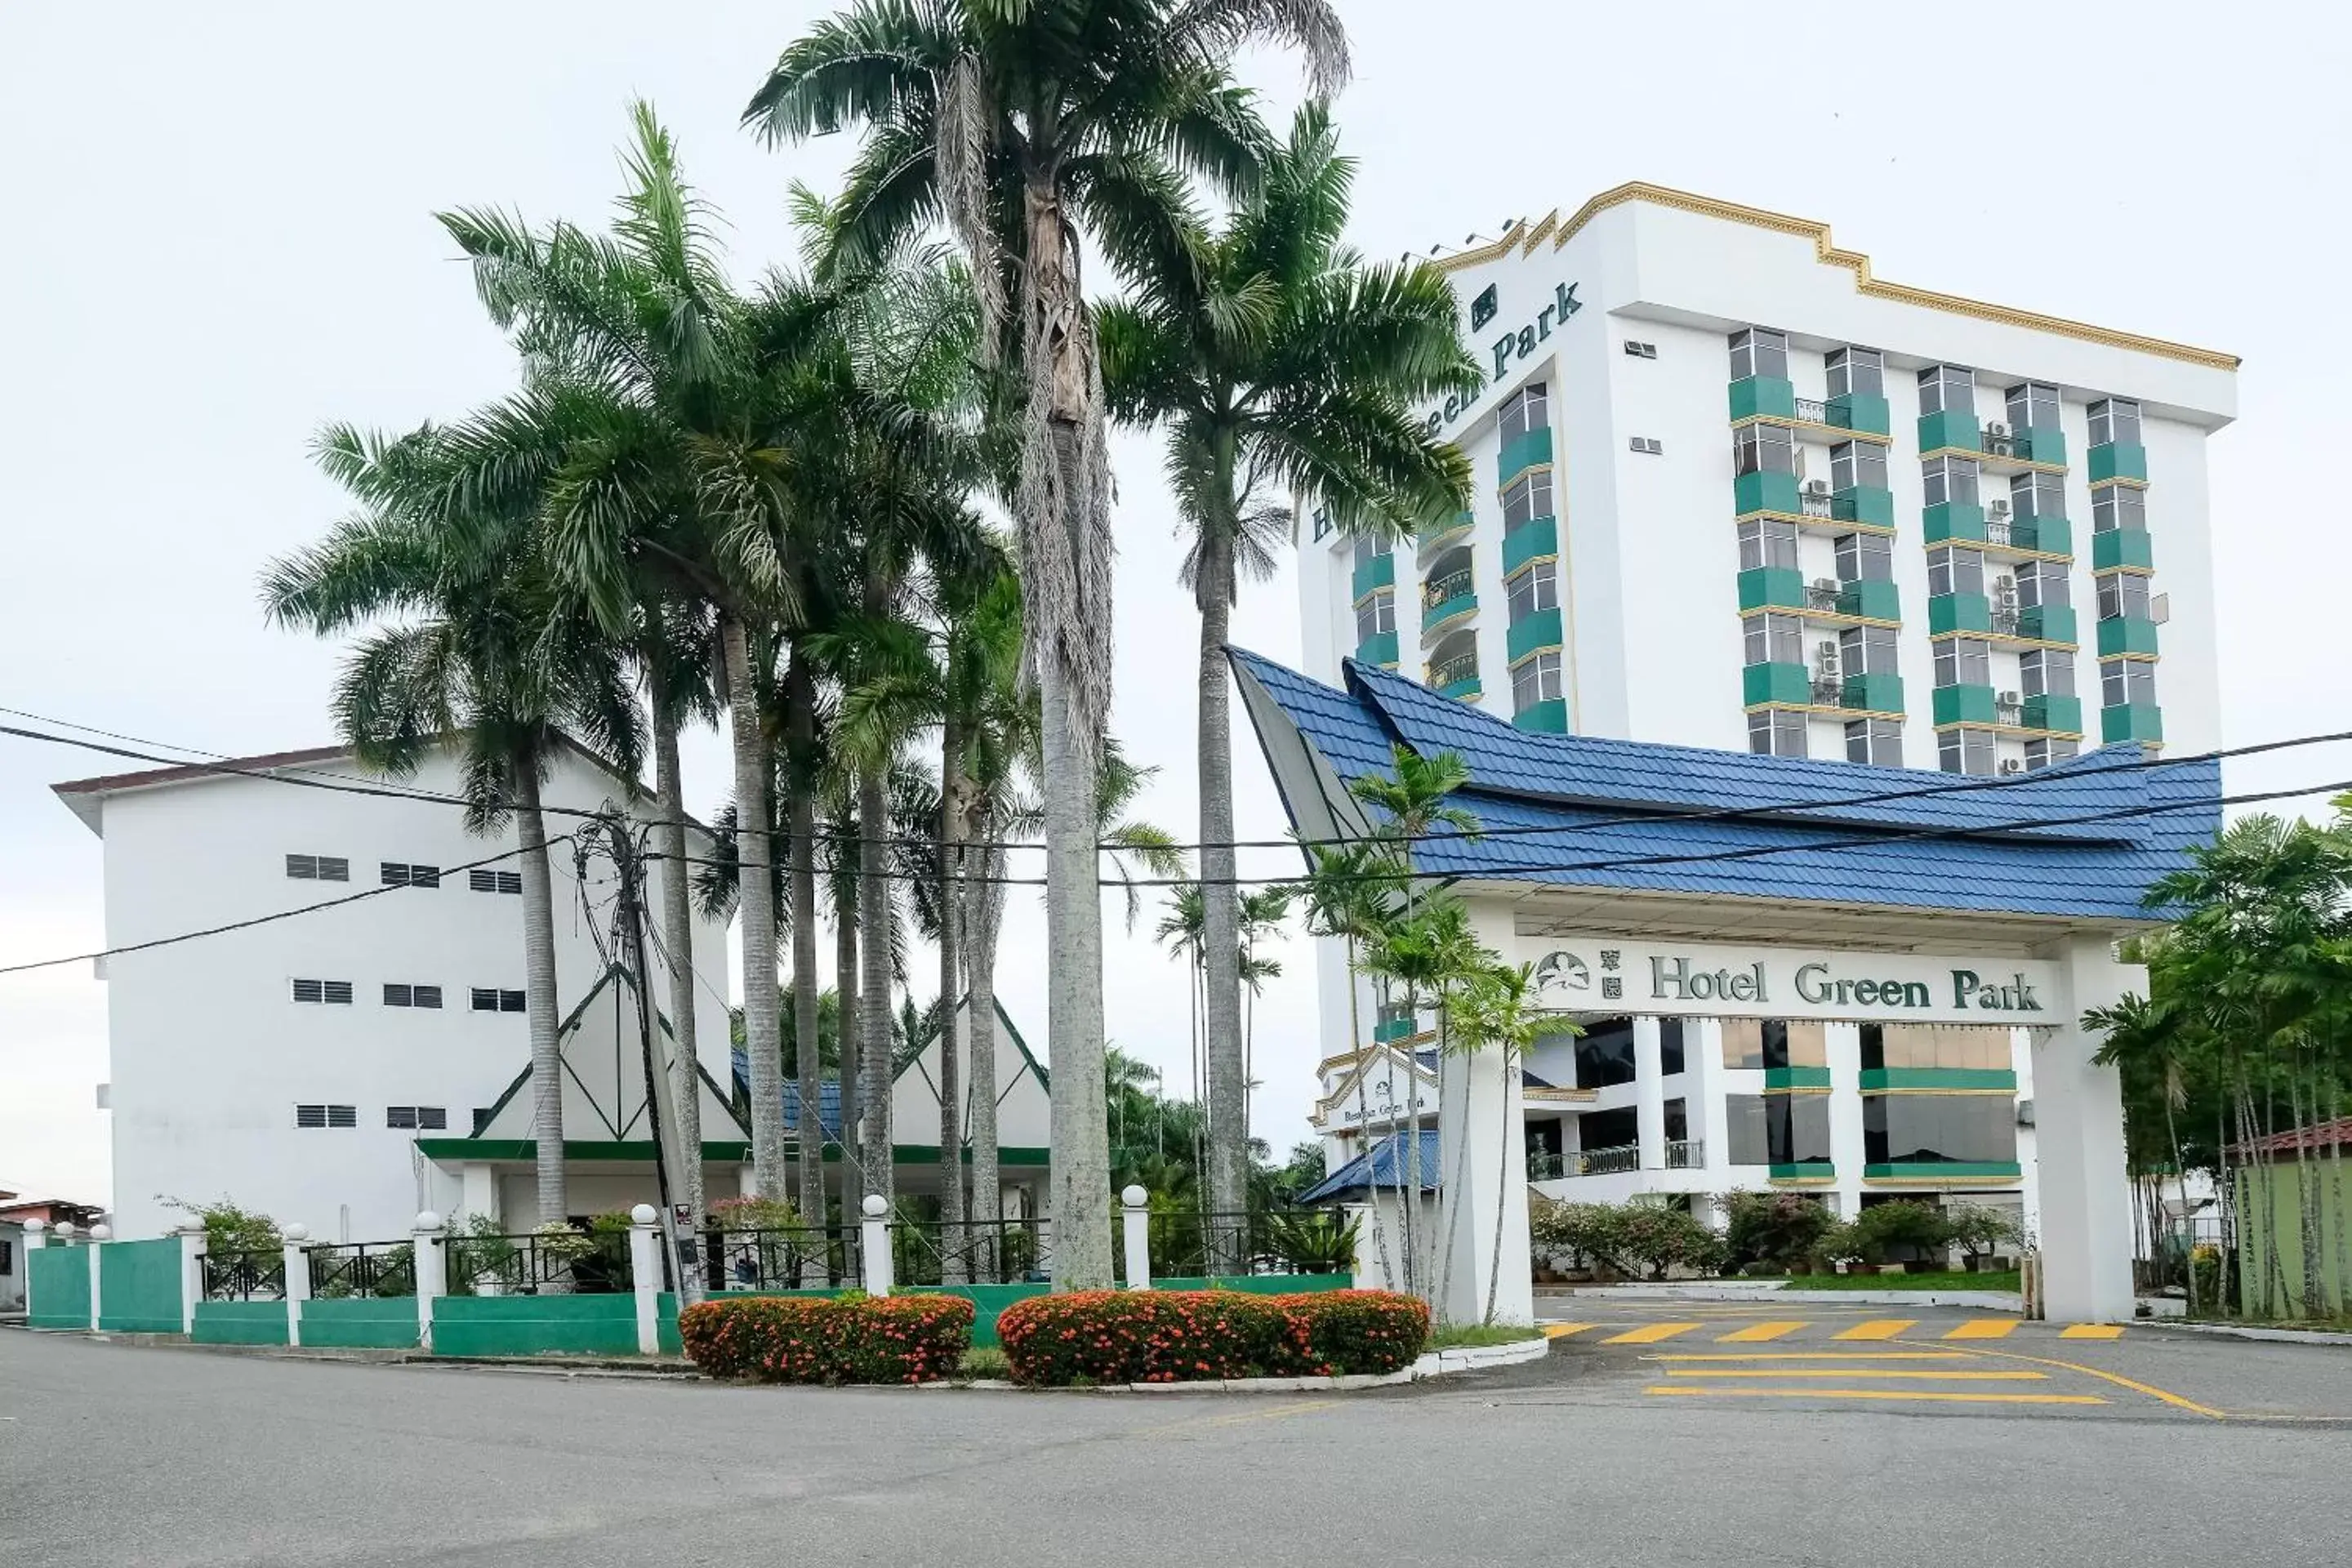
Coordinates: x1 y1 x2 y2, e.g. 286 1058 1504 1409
604 813 701 1307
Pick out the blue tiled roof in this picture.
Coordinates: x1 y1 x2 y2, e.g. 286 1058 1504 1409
728 1053 843 1138
1228 648 2220 924
1300 1129 1442 1205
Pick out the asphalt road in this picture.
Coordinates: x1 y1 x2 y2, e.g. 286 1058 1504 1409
7 1317 2352 1568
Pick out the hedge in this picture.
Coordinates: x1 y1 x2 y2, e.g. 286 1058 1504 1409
678 1292 975 1384
996 1289 1428 1386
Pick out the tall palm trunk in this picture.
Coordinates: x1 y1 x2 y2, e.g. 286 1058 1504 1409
1400 986 1423 1298
835 844 861 1208
1341 942 1393 1288
723 617 789 1200
787 657 825 1230
858 767 893 1206
513 765 567 1224
1040 656 1112 1287
938 703 968 1283
653 715 702 1224
1197 511 1248 1260
966 839 1007 1281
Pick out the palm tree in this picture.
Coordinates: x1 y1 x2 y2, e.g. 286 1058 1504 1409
1299 840 1407 1285
1448 961 1558 1324
1236 885 1294 1132
746 0 1350 1288
1098 100 1476 1228
264 427 644 1226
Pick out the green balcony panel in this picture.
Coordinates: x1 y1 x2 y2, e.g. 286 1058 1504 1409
1927 592 1991 635
1422 589 1477 638
1735 470 1802 517
1507 606 1564 663
2023 693 2082 734
1736 566 1806 613
1498 425 1553 483
1355 629 1399 667
1419 510 1473 554
1744 662 1811 707
1513 697 1568 734
1500 516 1558 578
1922 501 1988 546
1838 578 1901 621
1437 672 1482 702
2019 604 2077 644
2020 427 2068 468
1769 1161 1837 1183
1864 1161 2022 1181
2102 702 2164 745
2012 514 2072 556
1859 1067 2019 1093
1763 1067 1833 1090
1350 550 1395 602
2092 528 2154 572
1918 409 1980 454
1826 392 1892 438
1932 683 1998 726
2097 616 2160 657
1728 376 1797 423
1842 672 1904 715
2087 441 2148 484
1831 485 1895 529
1373 1014 1416 1042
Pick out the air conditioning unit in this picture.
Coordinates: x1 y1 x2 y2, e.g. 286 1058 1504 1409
1802 479 1831 499
1985 421 2011 439
1998 691 2021 707
1999 759 2025 775
2151 592 2172 625
1988 498 2011 518
1813 643 1841 675
1993 577 2019 606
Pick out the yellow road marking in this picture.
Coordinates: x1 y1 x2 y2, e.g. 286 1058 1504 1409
1664 1367 2047 1380
1543 1323 1597 1339
1716 1321 1808 1343
1943 1320 2020 1340
1654 1352 1970 1362
1898 1339 2226 1419
1833 1319 1918 1341
1602 1321 1704 1345
2060 1325 2127 1340
1647 1385 2106 1405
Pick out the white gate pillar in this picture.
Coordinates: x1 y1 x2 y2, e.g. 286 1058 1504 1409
87 1224 109 1331
2032 933 2137 1322
1120 1187 1152 1288
412 1212 447 1351
282 1226 311 1347
1437 902 1533 1327
172 1223 206 1335
861 1196 893 1297
627 1205 662 1355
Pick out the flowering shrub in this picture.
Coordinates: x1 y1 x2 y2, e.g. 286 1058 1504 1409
678 1292 975 1384
996 1290 1428 1386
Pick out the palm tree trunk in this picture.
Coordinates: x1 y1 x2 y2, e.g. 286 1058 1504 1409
938 701 968 1284
1040 654 1113 1289
1341 942 1393 1288
1485 1044 1517 1325
967 838 1007 1281
653 715 702 1225
835 847 861 1210
513 766 567 1226
786 656 825 1231
858 764 893 1207
1401 988 1423 1298
723 618 791 1201
1196 536 1248 1263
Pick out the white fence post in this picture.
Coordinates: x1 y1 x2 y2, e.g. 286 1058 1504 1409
87 1223 109 1331
21 1219 45 1321
1121 1186 1152 1290
282 1225 311 1348
412 1211 446 1352
861 1196 892 1298
628 1204 662 1356
173 1223 206 1336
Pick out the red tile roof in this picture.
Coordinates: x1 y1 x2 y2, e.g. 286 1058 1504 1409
2237 1116 2352 1158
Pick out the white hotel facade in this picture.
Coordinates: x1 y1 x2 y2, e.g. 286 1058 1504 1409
1290 185 2235 1272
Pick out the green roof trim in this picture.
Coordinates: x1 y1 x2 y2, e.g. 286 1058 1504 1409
414 1138 1050 1167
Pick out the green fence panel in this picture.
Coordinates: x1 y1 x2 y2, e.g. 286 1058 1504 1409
432 1294 638 1357
28 1246 91 1330
192 1300 289 1345
1147 1273 1354 1295
904 1284 1052 1349
97 1239 185 1334
301 1297 423 1349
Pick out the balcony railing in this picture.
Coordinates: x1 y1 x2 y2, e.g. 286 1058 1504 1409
1792 395 1829 425
1421 568 1474 611
1426 653 1479 690
1990 606 2021 637
1811 675 1845 705
1665 1138 1705 1169
1980 427 2042 462
1528 1149 1566 1181
1532 1139 1706 1178
1800 492 1833 519
1576 1143 1642 1177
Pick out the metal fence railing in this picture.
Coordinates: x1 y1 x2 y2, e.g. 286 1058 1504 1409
706 1226 863 1293
445 1229 629 1296
1576 1143 1642 1177
889 1218 1052 1287
1665 1138 1706 1169
306 1241 416 1299
202 1250 287 1302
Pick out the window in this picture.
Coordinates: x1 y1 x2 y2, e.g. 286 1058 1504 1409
1574 1018 1637 1089
2101 658 2158 710
1512 651 1564 713
1826 346 1884 399
1355 595 1394 644
1918 364 1976 418
2087 397 2142 448
1507 562 1558 624
1502 469 1553 528
296 1104 358 1129
2097 572 2151 622
1861 1023 2012 1073
470 869 524 895
1499 381 1549 443
1728 327 1788 382
381 982 443 1009
1933 637 1991 689
380 862 442 889
1740 519 1801 572
385 1106 449 1131
1846 719 1904 766
291 978 354 1005
2019 649 2074 700
1659 1018 1686 1076
2091 485 2147 535
1722 1094 1832 1167
1829 441 1887 494
1351 535 1379 572
1734 421 1797 476
2010 471 2065 520
1839 624 1898 678
1938 728 1997 777
1743 612 1802 667
2025 737 2080 771
1747 708 1807 758
2015 559 2071 610
2004 382 2060 432
471 987 527 1013
1628 435 1664 455
1835 532 1892 584
285 853 349 882
1623 340 1658 359
1864 1094 2017 1166
1759 1020 1827 1070
1922 454 1980 508
1926 546 1984 599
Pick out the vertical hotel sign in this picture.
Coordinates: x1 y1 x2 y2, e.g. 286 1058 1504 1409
1520 935 2057 1027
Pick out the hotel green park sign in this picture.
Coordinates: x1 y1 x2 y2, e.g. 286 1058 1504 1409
1417 280 1583 443
1526 936 2056 1026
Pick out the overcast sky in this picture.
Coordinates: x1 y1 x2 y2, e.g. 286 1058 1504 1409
3 2 2346 1206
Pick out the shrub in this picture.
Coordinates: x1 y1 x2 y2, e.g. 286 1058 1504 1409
1722 1192 1833 1274
1944 1204 2025 1265
709 1195 801 1232
996 1289 1428 1386
1848 1200 1953 1264
161 1194 281 1256
678 1292 976 1384
1530 1198 1725 1281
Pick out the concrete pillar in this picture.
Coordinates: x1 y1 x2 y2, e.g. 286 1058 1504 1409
627 1204 662 1356
2032 933 2137 1322
20 1219 44 1323
1120 1186 1152 1289
281 1226 311 1347
1633 1019 1665 1170
1437 903 1533 1326
860 1195 892 1297
87 1224 108 1331
172 1224 206 1335
1689 1021 1731 1178
459 1164 497 1227
1825 1022 1867 1218
412 1212 447 1352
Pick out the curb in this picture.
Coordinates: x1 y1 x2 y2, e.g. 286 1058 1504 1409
1549 1284 2024 1312
2136 1321 2352 1348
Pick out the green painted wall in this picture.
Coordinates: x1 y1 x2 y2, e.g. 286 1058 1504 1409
432 1293 639 1357
193 1300 289 1346
302 1297 423 1349
1147 1274 1353 1295
2234 1163 2351 1318
97 1239 184 1334
28 1246 90 1330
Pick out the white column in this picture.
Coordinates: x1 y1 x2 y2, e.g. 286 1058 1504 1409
627 1204 662 1356
281 1226 311 1347
1633 1019 1666 1170
1690 1022 1733 1178
1120 1186 1152 1290
20 1218 45 1322
172 1223 205 1336
1825 1022 1867 1218
860 1195 893 1298
87 1224 109 1331
1437 902 1532 1326
2032 933 2137 1321
412 1212 447 1352
458 1165 497 1227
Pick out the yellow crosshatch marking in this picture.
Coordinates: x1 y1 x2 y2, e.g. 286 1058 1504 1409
1716 1321 1807 1343
1943 1320 2020 1340
1654 1352 1970 1362
1833 1319 1918 1341
1543 1324 1597 1339
1663 1368 2047 1380
2060 1325 2127 1340
1647 1386 2107 1406
1602 1322 1704 1345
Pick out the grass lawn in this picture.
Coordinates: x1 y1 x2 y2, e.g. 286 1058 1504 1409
1783 1270 2020 1293
1428 1322 1545 1349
